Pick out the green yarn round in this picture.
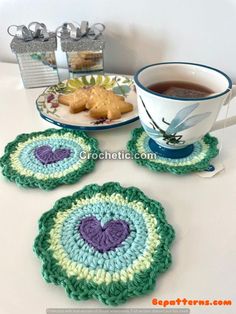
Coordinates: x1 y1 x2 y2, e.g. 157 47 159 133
0 128 100 190
33 182 175 305
127 127 219 175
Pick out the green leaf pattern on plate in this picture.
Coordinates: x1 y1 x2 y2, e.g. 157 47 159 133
65 75 118 92
112 85 131 96
47 75 134 95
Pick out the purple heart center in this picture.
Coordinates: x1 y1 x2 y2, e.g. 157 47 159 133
79 216 130 253
34 145 71 165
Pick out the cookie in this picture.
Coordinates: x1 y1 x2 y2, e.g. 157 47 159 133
58 88 91 113
58 86 133 120
79 51 103 60
87 86 133 120
70 53 97 71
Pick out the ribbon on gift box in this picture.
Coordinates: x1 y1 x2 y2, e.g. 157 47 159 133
7 22 50 41
56 21 105 40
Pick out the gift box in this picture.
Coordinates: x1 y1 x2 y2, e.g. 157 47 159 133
8 23 60 88
59 22 105 78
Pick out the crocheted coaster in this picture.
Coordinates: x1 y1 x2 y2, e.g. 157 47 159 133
127 127 219 175
0 128 99 190
34 182 174 305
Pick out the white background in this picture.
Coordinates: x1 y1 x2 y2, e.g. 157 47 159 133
0 62 236 314
1 0 236 79
1 1 236 313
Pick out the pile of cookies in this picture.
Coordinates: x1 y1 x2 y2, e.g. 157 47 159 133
58 86 133 120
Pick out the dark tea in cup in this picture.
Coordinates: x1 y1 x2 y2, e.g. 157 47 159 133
148 81 214 99
134 62 232 149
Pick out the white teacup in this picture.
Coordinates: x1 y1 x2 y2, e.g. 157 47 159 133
134 62 236 158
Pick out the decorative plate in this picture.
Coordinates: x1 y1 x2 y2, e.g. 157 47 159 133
0 128 99 190
34 182 175 305
36 75 138 130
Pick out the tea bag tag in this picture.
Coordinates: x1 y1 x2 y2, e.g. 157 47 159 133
196 159 225 178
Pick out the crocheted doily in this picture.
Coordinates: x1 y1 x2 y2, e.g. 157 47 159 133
0 128 99 190
127 127 219 175
34 182 175 305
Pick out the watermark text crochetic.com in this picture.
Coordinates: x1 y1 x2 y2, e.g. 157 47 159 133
152 297 232 308
79 150 157 160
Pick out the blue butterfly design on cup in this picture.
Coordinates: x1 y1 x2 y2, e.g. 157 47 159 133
140 97 211 145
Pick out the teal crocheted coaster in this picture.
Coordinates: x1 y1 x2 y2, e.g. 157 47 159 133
34 182 174 305
127 127 219 175
0 128 99 190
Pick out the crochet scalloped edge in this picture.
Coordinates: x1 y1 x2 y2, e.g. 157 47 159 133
33 182 175 306
127 127 219 175
0 128 100 190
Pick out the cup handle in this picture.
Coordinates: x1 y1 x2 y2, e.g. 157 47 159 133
211 84 236 132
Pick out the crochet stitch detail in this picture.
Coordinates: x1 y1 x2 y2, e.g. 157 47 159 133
33 182 175 305
127 127 219 174
79 216 130 253
0 128 99 190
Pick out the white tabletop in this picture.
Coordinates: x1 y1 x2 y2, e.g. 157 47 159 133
0 62 235 314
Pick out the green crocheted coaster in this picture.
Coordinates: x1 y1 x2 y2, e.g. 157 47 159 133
34 182 174 305
0 128 99 190
127 127 219 175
